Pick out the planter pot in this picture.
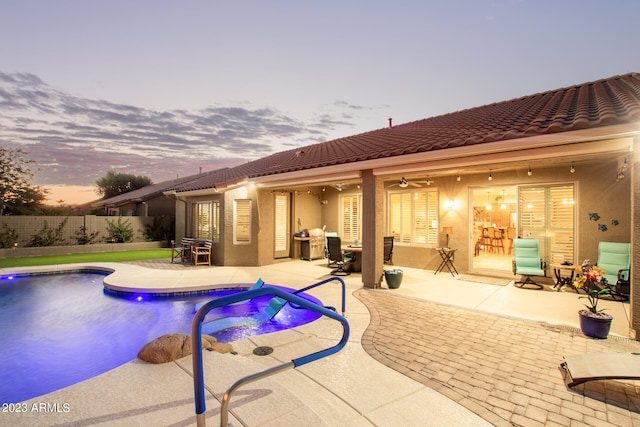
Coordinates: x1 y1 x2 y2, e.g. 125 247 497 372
578 310 613 339
384 270 403 289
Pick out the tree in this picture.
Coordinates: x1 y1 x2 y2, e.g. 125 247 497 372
95 170 153 199
0 147 47 215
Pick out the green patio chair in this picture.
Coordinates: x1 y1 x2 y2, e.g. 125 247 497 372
597 241 630 300
512 238 546 289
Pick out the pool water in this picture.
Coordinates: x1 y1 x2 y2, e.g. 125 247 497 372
0 271 322 403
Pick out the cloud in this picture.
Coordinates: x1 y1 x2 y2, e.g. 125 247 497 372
0 72 361 189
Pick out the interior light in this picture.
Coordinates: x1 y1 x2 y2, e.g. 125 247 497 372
488 170 492 181
456 174 461 182
570 162 575 173
527 168 533 176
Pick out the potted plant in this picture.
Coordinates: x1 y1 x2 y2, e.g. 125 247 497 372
384 268 404 289
574 259 612 339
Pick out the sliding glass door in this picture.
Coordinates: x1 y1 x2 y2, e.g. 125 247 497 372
518 184 575 265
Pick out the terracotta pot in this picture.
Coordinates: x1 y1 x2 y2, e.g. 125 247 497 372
578 310 613 339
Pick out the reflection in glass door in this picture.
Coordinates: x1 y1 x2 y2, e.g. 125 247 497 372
470 186 517 274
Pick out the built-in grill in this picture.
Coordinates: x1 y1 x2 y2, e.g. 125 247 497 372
300 228 325 260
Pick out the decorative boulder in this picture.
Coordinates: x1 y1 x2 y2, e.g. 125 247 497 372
138 333 234 364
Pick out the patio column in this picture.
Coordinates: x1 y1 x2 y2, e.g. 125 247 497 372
361 169 384 288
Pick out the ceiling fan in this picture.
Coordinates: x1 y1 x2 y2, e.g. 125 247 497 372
388 177 432 188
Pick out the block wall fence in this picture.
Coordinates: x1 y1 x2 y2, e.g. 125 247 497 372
0 215 171 258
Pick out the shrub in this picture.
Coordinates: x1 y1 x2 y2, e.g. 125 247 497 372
105 217 134 243
143 216 169 241
28 218 67 247
73 225 100 245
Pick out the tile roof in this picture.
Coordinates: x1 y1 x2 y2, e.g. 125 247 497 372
174 73 640 193
93 172 212 206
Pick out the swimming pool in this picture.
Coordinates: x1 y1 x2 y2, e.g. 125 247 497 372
0 271 322 403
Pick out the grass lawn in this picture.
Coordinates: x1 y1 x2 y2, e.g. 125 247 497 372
0 249 172 268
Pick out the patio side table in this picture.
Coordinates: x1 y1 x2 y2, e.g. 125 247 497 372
435 247 458 277
551 263 579 293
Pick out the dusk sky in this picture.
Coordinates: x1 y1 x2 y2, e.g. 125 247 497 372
2 1 640 205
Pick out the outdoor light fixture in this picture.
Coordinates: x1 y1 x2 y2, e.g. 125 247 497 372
528 168 533 176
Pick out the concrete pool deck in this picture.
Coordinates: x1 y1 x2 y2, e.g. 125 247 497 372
2 259 639 426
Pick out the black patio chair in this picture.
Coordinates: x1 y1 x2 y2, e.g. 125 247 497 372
383 236 394 265
326 236 353 276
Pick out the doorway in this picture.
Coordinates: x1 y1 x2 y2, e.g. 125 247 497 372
470 186 517 275
274 193 290 258
470 183 575 275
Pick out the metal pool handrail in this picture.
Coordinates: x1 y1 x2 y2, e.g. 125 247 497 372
291 276 346 315
191 286 350 427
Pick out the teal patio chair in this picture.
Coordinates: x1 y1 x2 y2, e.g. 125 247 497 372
597 241 631 300
512 238 546 289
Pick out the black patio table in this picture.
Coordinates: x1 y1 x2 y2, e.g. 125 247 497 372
435 247 458 277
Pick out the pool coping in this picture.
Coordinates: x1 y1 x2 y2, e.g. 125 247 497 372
1 262 262 295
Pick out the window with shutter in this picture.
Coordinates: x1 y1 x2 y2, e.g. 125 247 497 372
194 202 220 241
388 189 438 246
234 199 251 244
340 194 361 242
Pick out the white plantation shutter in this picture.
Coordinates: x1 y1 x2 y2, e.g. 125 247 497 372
426 191 438 246
389 190 438 246
389 193 411 244
234 199 251 244
340 195 361 242
195 203 211 239
414 192 427 244
519 184 574 265
549 186 575 264
274 195 287 251
195 202 220 240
